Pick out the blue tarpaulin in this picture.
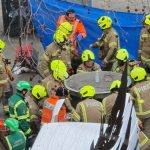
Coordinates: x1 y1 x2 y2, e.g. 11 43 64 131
30 0 144 63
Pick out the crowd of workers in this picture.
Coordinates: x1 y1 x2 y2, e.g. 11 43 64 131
0 9 150 150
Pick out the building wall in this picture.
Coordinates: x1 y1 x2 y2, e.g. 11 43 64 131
65 0 150 13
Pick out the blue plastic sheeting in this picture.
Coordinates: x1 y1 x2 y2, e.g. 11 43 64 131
30 0 144 63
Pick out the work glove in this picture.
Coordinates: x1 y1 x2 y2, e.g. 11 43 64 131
103 58 108 65
77 34 83 41
89 44 94 49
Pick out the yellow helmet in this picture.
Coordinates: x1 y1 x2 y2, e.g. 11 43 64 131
97 16 112 29
130 67 147 82
81 49 95 62
50 60 67 71
0 39 5 53
110 80 121 91
53 68 69 81
80 85 95 98
53 30 68 44
144 14 150 26
116 49 129 62
58 22 73 35
32 85 47 100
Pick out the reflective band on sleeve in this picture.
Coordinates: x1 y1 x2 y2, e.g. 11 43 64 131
80 103 87 122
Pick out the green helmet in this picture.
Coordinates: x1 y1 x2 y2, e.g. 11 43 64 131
80 85 95 98
116 49 129 62
58 22 73 35
81 50 95 62
0 39 5 53
97 16 112 29
53 30 68 44
32 85 47 100
144 14 150 26
130 67 147 82
4 118 19 132
16 81 31 91
110 80 121 91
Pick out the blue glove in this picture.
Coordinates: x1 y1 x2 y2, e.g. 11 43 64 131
77 34 83 41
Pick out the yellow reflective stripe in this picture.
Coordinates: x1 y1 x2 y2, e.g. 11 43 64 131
71 109 80 121
138 50 141 54
134 87 150 116
102 98 107 116
44 69 49 74
19 130 27 141
43 53 50 61
134 87 143 113
0 78 8 84
14 100 24 117
141 56 150 61
80 103 87 122
14 100 30 120
140 133 149 147
10 114 16 118
5 136 12 150
109 42 117 47
141 34 149 38
25 128 31 135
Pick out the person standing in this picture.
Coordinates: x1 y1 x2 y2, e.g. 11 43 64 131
57 9 87 73
90 16 120 71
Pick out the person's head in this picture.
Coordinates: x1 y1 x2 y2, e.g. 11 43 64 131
143 14 150 26
97 16 112 30
110 80 121 92
116 49 129 65
4 118 19 132
66 9 76 22
32 85 47 100
80 85 95 99
130 67 147 82
81 50 95 68
16 81 31 95
53 30 71 50
52 68 69 82
58 22 73 35
0 39 5 53
50 60 67 72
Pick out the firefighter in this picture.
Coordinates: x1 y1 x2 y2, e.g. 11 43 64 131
130 67 150 138
77 49 101 73
65 85 103 123
57 9 87 73
41 60 69 97
41 67 69 123
0 39 13 115
25 85 47 133
8 81 32 137
4 118 26 150
102 80 121 122
138 14 150 75
90 16 120 71
38 29 73 77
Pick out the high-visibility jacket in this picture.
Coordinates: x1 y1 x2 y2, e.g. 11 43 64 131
5 130 26 150
8 92 31 136
130 80 150 119
41 96 68 123
57 15 86 53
